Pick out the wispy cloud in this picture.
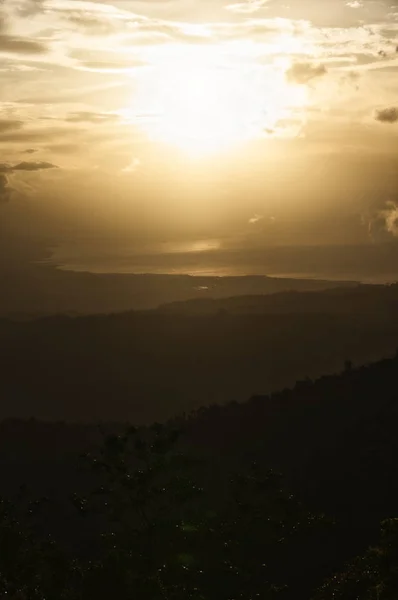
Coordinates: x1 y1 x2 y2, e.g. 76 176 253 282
0 174 11 202
0 160 58 203
381 202 398 236
248 214 264 224
0 120 23 133
0 34 47 54
65 111 120 123
346 1 363 8
366 200 398 241
226 0 269 14
121 157 141 173
0 161 58 173
286 62 327 84
16 0 44 18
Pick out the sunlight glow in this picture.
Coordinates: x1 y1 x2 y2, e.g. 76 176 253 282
129 45 308 156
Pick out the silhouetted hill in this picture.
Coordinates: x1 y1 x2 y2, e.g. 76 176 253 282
0 264 356 317
1 285 398 423
159 282 398 315
185 350 398 516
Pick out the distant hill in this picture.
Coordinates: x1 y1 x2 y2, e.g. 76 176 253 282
1 284 398 423
159 282 398 315
0 264 356 317
2 350 398 514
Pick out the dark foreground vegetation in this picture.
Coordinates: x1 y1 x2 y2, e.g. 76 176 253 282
1 347 398 599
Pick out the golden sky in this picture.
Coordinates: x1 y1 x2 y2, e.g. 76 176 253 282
1 0 398 273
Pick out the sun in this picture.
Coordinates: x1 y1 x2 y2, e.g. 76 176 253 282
131 47 307 156
144 63 264 155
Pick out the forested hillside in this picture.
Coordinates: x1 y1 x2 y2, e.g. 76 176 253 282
0 351 398 598
1 285 398 422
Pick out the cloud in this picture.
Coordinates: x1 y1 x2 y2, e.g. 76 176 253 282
210 17 304 42
381 202 398 237
0 120 23 133
346 1 363 7
66 13 117 35
0 35 47 54
0 124 80 143
16 0 44 17
46 143 80 154
226 0 269 14
13 161 57 171
286 62 327 84
55 7 212 46
248 214 264 224
0 161 58 173
76 59 147 72
375 106 398 123
123 22 212 46
43 2 146 37
367 202 398 240
0 161 57 204
0 174 11 203
65 111 120 123
69 48 148 71
121 158 141 173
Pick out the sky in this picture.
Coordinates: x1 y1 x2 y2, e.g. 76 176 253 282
1 0 398 278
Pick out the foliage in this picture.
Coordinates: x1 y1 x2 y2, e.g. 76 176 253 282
0 494 76 600
0 424 327 599
314 518 398 600
76 424 319 600
1 351 398 598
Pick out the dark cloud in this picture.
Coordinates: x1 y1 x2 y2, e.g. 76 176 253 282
0 34 47 54
0 161 57 173
13 161 58 171
0 120 23 133
0 174 11 203
23 148 38 154
286 62 327 84
375 106 398 123
0 161 57 204
65 111 120 123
